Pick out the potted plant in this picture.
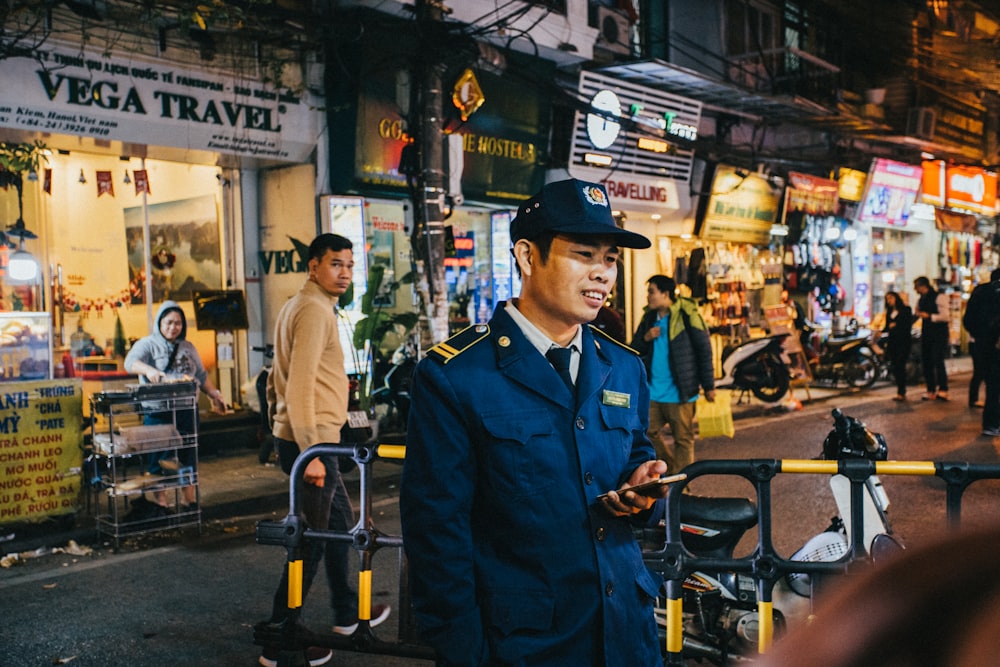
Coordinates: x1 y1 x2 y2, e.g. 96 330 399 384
0 140 49 234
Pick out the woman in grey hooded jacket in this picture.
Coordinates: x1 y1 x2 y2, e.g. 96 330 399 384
125 300 226 508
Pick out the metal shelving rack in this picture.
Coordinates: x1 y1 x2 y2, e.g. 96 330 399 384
90 381 201 550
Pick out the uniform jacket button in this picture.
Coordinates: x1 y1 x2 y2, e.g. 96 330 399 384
605 583 614 596
575 417 585 430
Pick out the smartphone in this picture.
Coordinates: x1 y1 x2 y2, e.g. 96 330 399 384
596 473 687 501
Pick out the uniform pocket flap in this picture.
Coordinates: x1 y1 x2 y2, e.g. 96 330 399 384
636 565 664 599
598 402 641 432
482 411 553 442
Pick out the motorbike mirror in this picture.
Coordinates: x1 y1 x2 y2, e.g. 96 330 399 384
869 533 904 564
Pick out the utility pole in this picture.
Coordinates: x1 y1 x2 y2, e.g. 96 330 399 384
410 0 450 347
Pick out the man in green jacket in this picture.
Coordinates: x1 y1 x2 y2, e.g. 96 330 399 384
630 274 715 473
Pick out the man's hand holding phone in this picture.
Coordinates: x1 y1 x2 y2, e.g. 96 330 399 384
599 459 685 516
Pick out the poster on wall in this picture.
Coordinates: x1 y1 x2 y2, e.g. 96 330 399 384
0 379 84 524
124 195 222 303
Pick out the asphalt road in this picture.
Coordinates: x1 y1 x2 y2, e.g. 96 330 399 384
2 367 997 666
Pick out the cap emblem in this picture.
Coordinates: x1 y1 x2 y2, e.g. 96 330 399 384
582 185 609 208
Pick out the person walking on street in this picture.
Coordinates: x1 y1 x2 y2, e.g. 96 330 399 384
962 268 1000 436
400 179 669 667
914 276 951 401
630 275 716 474
883 291 913 402
259 234 390 667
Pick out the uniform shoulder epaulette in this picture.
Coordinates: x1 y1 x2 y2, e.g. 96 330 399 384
426 324 491 364
588 324 640 355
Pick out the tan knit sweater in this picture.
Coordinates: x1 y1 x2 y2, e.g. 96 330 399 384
267 279 347 450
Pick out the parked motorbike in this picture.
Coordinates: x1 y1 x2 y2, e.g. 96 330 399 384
803 319 878 389
243 345 274 464
872 328 923 386
371 338 417 430
714 333 791 403
647 408 900 664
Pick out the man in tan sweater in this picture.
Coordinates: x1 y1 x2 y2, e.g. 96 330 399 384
260 233 389 667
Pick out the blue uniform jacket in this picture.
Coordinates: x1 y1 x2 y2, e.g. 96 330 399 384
400 306 662 667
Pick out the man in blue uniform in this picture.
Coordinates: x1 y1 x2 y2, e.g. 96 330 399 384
400 179 668 666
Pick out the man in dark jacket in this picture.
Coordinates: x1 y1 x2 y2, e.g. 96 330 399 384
962 268 1000 436
630 275 715 473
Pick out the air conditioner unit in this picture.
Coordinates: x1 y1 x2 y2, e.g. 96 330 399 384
595 7 631 56
907 107 936 140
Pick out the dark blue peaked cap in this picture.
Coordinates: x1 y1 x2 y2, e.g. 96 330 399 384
510 179 651 249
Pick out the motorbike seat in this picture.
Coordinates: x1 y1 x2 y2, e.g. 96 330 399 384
824 335 861 349
679 495 758 530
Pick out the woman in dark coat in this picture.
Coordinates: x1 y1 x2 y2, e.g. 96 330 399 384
884 291 913 401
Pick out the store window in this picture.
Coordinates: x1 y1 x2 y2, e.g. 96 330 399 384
871 228 909 317
446 208 494 332
38 153 225 372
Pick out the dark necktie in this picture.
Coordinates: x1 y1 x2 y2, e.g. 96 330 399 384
546 347 574 393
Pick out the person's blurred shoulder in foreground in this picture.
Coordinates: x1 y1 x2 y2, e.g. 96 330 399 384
762 523 1000 667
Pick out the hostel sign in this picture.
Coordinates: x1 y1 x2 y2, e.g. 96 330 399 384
0 41 320 163
0 379 84 523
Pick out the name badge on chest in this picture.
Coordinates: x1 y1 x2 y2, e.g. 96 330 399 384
602 390 631 408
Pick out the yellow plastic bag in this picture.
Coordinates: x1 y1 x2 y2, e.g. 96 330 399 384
696 389 735 439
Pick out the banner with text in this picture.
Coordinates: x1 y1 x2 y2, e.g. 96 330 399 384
0 40 321 163
0 379 84 524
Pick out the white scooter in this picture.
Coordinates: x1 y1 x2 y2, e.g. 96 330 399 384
646 408 901 664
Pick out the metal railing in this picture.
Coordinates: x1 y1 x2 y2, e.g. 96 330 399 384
253 442 434 663
649 458 1000 665
254 444 1000 665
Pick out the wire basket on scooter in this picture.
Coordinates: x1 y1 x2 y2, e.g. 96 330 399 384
786 530 849 596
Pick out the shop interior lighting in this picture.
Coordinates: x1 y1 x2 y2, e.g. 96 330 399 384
882 271 896 283
8 247 39 283
26 170 38 182
78 169 86 184
651 213 662 221
842 227 858 241
583 152 613 167
824 226 841 241
123 170 131 185
770 223 789 236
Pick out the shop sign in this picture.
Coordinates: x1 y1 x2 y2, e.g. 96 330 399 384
935 208 978 233
444 235 475 268
783 172 840 219
857 158 923 227
0 41 320 163
698 165 781 245
0 379 84 523
571 71 701 183
349 34 548 202
921 160 997 215
571 167 688 215
837 168 867 202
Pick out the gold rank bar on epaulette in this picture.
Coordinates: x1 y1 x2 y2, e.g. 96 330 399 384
427 324 491 363
588 324 640 355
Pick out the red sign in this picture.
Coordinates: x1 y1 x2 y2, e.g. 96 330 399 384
784 172 839 218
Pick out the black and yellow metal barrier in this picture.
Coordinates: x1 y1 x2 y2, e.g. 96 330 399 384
253 442 434 664
648 458 1000 666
